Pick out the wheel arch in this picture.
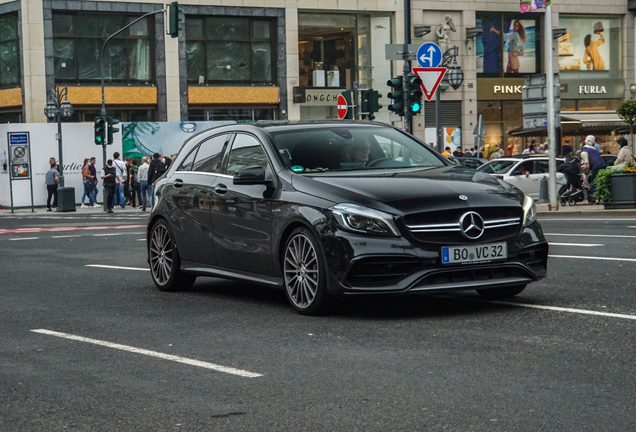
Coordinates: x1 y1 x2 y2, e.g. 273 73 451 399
147 215 184 264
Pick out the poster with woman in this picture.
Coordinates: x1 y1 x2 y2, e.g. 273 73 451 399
499 19 536 74
476 18 502 74
558 18 610 71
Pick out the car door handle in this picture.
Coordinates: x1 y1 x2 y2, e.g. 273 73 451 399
173 179 184 188
214 183 228 194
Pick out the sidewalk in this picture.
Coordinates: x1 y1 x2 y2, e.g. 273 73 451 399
0 204 146 216
536 202 636 218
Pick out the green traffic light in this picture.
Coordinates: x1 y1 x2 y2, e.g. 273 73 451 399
411 102 421 113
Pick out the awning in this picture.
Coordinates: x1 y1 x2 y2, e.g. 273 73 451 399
508 111 627 137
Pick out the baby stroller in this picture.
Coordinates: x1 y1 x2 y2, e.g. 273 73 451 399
558 156 588 206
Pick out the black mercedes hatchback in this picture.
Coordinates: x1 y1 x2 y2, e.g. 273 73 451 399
147 121 548 315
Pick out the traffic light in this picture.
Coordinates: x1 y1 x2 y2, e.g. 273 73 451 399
361 90 382 121
107 117 120 144
387 76 404 116
94 117 106 145
407 74 423 115
168 2 184 38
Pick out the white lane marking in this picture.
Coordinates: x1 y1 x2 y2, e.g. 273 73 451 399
548 242 604 247
487 301 636 321
137 239 146 241
550 255 636 263
52 234 83 238
86 264 149 271
31 329 263 378
545 233 636 239
9 237 39 241
93 233 126 236
540 218 636 221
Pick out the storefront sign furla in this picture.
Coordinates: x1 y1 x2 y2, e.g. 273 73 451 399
578 85 607 94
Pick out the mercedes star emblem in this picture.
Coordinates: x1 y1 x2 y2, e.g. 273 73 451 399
459 195 468 201
459 211 485 240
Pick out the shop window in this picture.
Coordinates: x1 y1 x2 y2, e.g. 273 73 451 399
185 17 276 85
0 111 21 123
476 12 542 77
561 99 621 112
187 108 277 122
70 108 156 122
558 15 621 78
0 14 20 90
53 13 154 85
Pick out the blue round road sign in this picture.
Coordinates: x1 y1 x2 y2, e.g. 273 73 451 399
417 43 442 68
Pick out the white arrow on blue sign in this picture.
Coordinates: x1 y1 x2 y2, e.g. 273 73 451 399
417 43 442 68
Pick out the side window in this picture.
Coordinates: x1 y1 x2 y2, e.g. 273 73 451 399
224 134 269 175
534 160 549 174
177 147 198 171
512 163 531 176
192 134 229 173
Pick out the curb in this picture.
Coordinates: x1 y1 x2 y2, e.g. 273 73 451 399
537 209 636 218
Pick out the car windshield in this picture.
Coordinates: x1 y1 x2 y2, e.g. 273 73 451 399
477 160 518 174
269 126 446 173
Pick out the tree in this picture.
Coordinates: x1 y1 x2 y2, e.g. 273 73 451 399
616 99 636 155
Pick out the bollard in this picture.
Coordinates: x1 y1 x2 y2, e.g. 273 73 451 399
538 176 549 203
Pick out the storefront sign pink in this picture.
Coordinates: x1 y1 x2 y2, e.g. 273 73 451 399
520 0 551 13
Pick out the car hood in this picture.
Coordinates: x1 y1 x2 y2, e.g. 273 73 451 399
291 166 524 215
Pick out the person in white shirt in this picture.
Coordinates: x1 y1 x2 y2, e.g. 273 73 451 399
112 152 127 209
138 157 150 211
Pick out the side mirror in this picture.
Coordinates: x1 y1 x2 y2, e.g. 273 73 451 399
233 165 267 185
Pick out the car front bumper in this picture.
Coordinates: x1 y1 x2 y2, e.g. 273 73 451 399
320 221 548 297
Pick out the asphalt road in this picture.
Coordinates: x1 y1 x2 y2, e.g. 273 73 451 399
1 209 635 431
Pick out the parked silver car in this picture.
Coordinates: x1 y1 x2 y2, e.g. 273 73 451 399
477 156 567 200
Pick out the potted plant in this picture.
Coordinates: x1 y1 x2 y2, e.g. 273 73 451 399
594 163 636 208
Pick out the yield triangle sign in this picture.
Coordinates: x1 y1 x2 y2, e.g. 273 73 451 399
412 67 447 101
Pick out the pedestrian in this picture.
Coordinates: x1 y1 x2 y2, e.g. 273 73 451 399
561 139 573 157
112 152 127 209
124 157 133 206
522 141 536 155
88 157 99 207
442 146 452 157
464 148 473 157
452 147 463 157
580 135 607 203
130 158 141 208
138 156 150 211
164 156 172 171
45 157 59 211
507 138 516 156
101 159 120 213
490 147 502 160
80 158 93 208
614 137 632 165
147 152 166 198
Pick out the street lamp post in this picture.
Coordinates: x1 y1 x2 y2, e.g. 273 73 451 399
435 46 464 153
44 87 73 187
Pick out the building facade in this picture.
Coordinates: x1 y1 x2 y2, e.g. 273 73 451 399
0 0 633 150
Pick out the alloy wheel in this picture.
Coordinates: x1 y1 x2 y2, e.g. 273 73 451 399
284 233 319 309
150 223 173 286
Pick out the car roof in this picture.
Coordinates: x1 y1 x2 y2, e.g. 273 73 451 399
252 120 390 132
489 156 564 162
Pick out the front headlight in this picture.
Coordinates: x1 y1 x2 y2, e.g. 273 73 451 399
522 194 536 226
329 204 400 237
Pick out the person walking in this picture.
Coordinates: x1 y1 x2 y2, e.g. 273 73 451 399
129 158 141 208
80 158 92 208
112 152 127 209
124 157 133 206
614 137 632 165
442 147 452 157
138 156 150 212
101 159 120 213
45 157 60 211
561 139 573 157
147 153 166 207
452 147 463 157
580 135 607 203
88 157 99 207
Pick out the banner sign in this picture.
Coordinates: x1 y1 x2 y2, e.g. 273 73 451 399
520 0 551 13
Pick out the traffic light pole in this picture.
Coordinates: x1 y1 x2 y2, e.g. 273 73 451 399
402 0 412 134
97 9 163 210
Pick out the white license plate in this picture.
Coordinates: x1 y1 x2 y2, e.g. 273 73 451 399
441 242 507 265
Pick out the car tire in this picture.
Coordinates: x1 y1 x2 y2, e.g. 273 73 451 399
476 284 526 300
283 227 331 315
149 219 196 292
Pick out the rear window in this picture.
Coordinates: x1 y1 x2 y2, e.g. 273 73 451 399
269 126 446 173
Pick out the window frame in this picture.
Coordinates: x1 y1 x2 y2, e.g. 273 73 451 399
0 13 21 90
52 12 156 86
185 16 277 86
221 133 270 176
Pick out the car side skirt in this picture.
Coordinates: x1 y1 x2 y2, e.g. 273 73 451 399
181 261 283 287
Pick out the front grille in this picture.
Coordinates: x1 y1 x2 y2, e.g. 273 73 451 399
404 207 523 245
